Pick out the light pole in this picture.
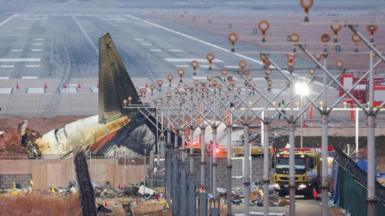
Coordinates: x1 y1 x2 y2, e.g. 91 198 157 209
295 82 310 148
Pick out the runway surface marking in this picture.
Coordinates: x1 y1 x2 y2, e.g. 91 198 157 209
32 43 44 46
25 65 40 68
0 14 17 27
134 38 144 41
175 65 189 68
23 18 47 21
11 49 22 52
22 76 38 79
141 43 152 46
225 65 240 69
0 65 15 68
31 49 43 52
0 77 10 80
125 14 323 87
192 76 207 80
169 49 183 53
72 15 98 54
150 49 162 52
34 38 45 41
0 58 40 62
0 88 12 94
125 14 262 65
164 58 223 63
27 88 45 94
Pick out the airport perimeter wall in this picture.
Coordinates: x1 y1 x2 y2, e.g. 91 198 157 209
0 158 146 190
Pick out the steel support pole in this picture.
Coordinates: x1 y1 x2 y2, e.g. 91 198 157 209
367 113 376 216
288 121 296 216
175 129 179 149
200 125 207 188
226 113 233 216
189 125 195 174
263 121 270 216
181 130 186 162
167 129 171 145
172 151 178 214
188 173 196 216
180 168 187 216
321 54 329 216
355 108 359 154
243 123 250 216
367 50 376 216
321 112 329 216
212 125 218 198
300 96 304 148
289 69 296 216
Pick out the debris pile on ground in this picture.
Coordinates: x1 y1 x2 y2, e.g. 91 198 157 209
130 198 171 216
0 129 28 158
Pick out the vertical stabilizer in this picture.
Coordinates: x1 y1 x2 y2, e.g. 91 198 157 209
98 33 140 123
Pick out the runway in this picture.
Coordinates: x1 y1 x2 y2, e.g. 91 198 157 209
0 5 377 117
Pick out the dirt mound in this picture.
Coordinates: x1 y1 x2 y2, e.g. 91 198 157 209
0 129 27 158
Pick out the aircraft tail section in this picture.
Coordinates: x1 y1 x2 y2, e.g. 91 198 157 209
98 33 140 123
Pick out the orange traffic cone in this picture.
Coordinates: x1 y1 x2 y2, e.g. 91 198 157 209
77 82 81 89
15 82 19 90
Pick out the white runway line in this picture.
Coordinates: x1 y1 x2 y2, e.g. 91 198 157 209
0 58 40 62
175 65 189 68
34 38 45 41
31 49 43 52
22 76 38 79
150 49 162 52
11 49 22 52
164 58 223 63
32 43 43 46
72 15 98 54
169 49 183 53
0 65 15 68
141 43 152 46
0 14 17 27
192 76 207 80
134 38 144 41
0 77 10 80
125 13 324 87
224 65 240 69
0 88 12 94
23 18 48 21
25 65 40 68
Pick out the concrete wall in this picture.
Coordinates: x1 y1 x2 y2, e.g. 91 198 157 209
0 158 146 190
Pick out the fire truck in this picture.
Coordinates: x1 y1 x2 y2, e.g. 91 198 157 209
271 147 334 199
185 141 273 159
339 72 385 106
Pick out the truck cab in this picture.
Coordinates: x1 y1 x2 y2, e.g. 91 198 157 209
272 148 320 199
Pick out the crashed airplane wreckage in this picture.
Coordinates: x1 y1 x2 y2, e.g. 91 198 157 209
31 33 169 158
